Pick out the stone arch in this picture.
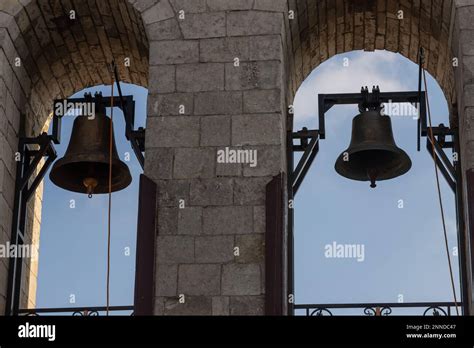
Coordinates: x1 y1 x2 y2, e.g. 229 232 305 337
1 0 149 137
285 0 456 111
0 0 150 311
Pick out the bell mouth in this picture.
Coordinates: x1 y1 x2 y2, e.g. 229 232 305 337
49 158 132 194
335 146 412 183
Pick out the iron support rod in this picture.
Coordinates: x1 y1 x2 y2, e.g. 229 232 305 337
287 129 295 316
417 47 424 151
5 140 26 316
452 124 470 315
111 61 132 140
318 94 326 139
320 91 425 105
26 152 57 201
111 62 145 169
5 136 56 316
427 134 457 182
293 136 319 195
19 137 49 191
426 139 456 192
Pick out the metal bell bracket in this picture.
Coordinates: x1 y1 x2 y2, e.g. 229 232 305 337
415 47 459 193
289 87 428 197
52 92 144 169
359 86 383 112
290 127 320 195
6 132 57 315
51 62 145 170
425 123 458 193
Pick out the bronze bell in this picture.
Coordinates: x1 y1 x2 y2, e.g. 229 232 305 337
49 106 132 197
335 110 411 188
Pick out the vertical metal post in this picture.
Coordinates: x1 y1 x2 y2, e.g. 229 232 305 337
464 168 474 315
417 47 424 151
5 136 56 316
450 101 471 315
5 142 28 315
455 159 469 315
287 130 295 316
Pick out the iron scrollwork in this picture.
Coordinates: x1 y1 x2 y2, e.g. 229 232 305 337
309 308 333 316
363 307 392 316
18 305 134 316
423 306 448 316
296 302 457 316
73 310 100 316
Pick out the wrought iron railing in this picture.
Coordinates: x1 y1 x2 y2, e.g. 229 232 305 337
294 302 460 316
18 303 460 316
18 305 134 316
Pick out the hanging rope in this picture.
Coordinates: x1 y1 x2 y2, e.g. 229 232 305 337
106 65 115 316
422 66 460 316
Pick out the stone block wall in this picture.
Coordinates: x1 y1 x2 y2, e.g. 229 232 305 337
143 0 288 315
0 29 22 313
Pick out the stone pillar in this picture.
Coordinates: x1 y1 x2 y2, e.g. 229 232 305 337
452 0 474 315
142 0 288 315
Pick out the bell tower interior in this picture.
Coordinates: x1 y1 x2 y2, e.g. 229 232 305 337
0 0 473 319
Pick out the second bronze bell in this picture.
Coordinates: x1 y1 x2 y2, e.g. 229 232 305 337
49 106 132 197
334 110 412 188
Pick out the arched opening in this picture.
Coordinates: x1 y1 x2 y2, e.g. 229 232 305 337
285 0 455 108
0 0 148 312
285 0 464 316
292 49 460 314
37 83 147 313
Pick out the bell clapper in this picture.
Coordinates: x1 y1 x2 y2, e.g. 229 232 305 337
367 169 377 189
83 177 99 198
370 179 377 189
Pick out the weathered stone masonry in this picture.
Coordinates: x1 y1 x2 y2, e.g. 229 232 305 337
145 0 288 315
1 0 474 315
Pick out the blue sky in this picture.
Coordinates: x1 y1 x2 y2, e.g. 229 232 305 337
35 49 460 315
